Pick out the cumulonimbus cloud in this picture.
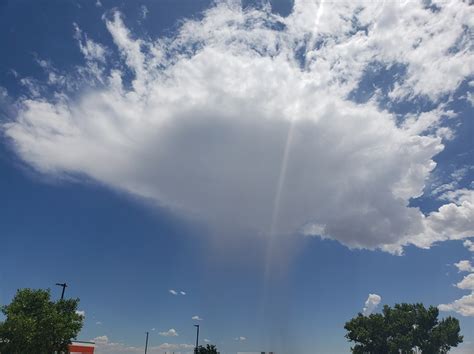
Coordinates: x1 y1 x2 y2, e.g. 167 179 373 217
3 0 474 254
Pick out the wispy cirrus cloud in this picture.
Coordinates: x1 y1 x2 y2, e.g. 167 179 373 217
169 289 186 296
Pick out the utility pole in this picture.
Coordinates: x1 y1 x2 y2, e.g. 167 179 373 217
55 283 67 300
144 331 149 354
194 324 200 354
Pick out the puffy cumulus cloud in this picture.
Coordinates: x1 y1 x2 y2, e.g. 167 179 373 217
440 240 474 317
410 195 474 250
439 294 474 317
4 0 474 253
362 293 381 316
92 335 194 354
455 260 474 273
457 274 474 291
192 315 203 321
159 328 179 337
463 239 474 252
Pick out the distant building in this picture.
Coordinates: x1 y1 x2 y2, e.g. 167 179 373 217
68 341 95 354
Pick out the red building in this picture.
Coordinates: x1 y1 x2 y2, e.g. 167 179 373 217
68 341 95 354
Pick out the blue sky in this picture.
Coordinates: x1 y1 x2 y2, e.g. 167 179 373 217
0 0 473 353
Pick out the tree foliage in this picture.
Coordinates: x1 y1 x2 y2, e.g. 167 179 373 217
196 344 218 354
344 303 463 353
0 288 84 354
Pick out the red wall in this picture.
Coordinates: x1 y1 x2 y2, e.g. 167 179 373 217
68 344 95 353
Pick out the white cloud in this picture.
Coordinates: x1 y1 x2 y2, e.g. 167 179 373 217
159 328 178 337
157 343 194 352
467 92 474 107
4 0 474 254
192 315 203 321
439 293 474 317
140 5 149 20
169 289 178 295
92 335 194 354
439 189 474 204
234 336 246 341
464 239 474 252
204 339 210 343
73 24 106 63
454 260 474 273
75 310 85 317
362 293 381 316
72 23 107 85
457 274 474 291
94 335 109 344
440 247 474 317
19 77 41 97
180 291 186 295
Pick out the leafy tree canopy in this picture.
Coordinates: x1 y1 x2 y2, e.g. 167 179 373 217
197 344 218 354
344 303 463 354
0 288 84 354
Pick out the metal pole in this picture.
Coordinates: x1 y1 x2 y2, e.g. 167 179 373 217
145 331 149 354
55 283 67 300
194 324 200 354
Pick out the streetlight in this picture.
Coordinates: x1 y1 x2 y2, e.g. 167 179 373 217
194 324 200 354
55 283 67 300
144 331 149 354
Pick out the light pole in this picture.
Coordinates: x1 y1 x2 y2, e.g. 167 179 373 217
194 324 200 354
145 331 149 354
55 283 67 300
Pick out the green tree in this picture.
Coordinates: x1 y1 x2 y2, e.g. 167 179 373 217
197 344 218 354
344 303 463 354
0 288 84 354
